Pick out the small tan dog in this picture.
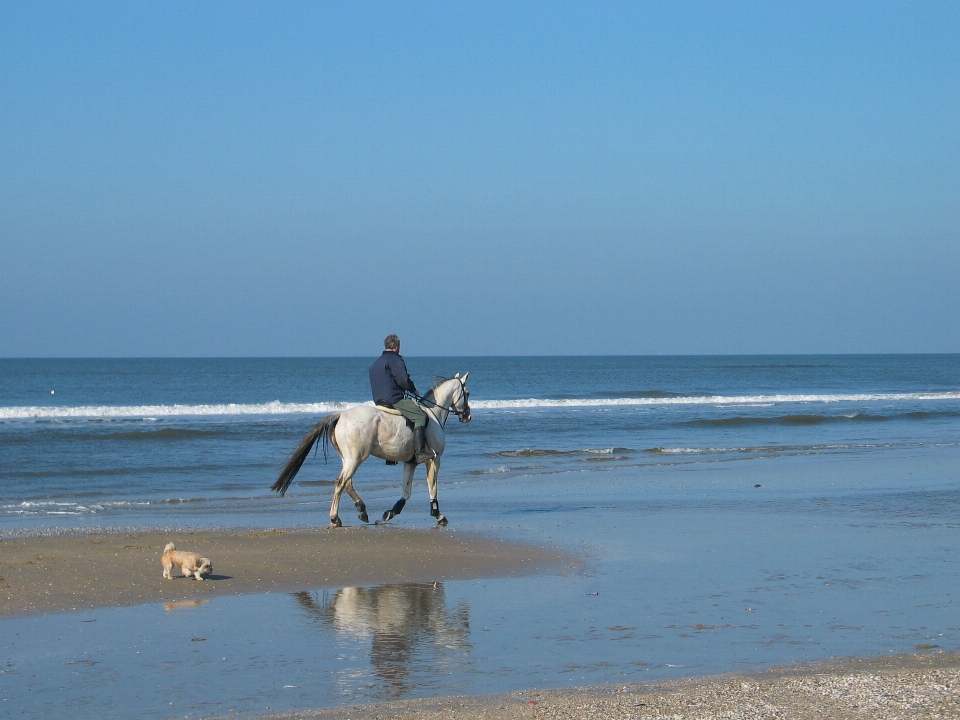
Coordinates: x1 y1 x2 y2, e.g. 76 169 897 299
161 542 213 581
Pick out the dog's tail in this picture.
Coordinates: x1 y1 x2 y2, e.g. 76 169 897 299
271 413 340 497
164 542 176 552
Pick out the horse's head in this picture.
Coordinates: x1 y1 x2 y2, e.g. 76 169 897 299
452 372 471 423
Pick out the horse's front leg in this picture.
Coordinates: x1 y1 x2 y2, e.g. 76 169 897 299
381 461 415 522
344 478 368 523
425 457 447 526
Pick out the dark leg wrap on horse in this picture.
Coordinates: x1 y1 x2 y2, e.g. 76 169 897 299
355 500 368 524
382 497 406 522
430 499 440 518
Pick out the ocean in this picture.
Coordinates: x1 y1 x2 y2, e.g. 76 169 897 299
2 355 960 717
3 355 959 532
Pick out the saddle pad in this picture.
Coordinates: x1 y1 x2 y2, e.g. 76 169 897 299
376 405 402 416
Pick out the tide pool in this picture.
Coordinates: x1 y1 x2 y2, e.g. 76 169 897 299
3 444 958 718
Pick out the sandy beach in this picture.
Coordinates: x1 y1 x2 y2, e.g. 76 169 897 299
0 527 573 618
3 526 959 718
254 651 960 720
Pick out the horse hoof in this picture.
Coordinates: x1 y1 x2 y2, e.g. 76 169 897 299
382 510 395 522
358 511 369 523
436 515 448 527
329 516 342 528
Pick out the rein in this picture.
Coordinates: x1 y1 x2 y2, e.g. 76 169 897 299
411 378 469 429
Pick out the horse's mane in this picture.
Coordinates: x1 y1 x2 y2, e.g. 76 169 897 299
424 376 456 401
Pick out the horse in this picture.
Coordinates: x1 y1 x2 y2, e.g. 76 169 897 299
271 373 471 527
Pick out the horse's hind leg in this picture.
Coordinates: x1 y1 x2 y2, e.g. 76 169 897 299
381 461 415 522
330 455 364 527
329 477 345 527
425 457 447 526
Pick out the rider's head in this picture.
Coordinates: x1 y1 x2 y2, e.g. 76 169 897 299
384 334 400 353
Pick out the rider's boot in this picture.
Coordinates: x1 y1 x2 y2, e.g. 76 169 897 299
414 426 435 464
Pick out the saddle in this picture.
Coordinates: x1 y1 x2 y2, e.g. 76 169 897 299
376 403 419 466
378 405 416 430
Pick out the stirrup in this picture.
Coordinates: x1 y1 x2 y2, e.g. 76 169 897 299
415 448 435 464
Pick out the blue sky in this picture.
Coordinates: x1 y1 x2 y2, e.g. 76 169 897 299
1 1 958 356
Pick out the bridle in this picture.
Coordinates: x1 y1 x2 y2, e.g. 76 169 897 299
412 377 471 428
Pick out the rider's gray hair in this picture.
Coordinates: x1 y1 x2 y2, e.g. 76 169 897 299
384 334 400 351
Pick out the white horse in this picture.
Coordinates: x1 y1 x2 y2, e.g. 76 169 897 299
271 373 471 527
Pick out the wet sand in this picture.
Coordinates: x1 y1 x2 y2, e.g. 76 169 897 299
5 528 958 719
0 527 573 618
254 651 960 720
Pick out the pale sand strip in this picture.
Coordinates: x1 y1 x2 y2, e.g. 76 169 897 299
0 527 574 618
254 651 960 720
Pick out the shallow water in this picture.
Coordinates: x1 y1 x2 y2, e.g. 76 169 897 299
3 446 959 718
3 355 960 532
2 356 959 717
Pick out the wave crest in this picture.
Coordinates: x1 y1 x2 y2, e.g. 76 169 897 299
682 410 960 428
1 391 958 420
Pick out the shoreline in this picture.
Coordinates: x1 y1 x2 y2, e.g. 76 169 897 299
4 527 959 719
0 526 575 618
250 650 960 720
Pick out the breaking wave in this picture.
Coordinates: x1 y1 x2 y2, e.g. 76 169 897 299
0 497 217 516
0 400 359 420
0 427 231 444
1 391 959 420
682 410 960 428
644 440 960 456
494 449 571 458
493 447 631 458
473 392 960 410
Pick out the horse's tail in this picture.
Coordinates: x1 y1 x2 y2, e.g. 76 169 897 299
271 413 340 497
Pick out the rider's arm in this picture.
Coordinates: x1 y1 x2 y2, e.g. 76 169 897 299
389 355 418 396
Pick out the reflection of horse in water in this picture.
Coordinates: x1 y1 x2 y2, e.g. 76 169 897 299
294 583 470 696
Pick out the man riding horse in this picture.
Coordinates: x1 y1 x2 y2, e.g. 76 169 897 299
273 346 470 526
368 334 435 464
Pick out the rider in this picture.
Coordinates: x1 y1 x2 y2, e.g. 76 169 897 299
368 334 435 464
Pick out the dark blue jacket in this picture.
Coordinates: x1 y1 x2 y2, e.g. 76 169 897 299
369 351 419 406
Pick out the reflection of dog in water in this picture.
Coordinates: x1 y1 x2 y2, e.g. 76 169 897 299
163 599 210 611
161 542 212 581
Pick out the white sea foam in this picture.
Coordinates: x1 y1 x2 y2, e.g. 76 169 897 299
0 399 359 420
3 501 103 516
645 441 929 456
1 498 181 516
0 391 958 420
473 391 960 410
